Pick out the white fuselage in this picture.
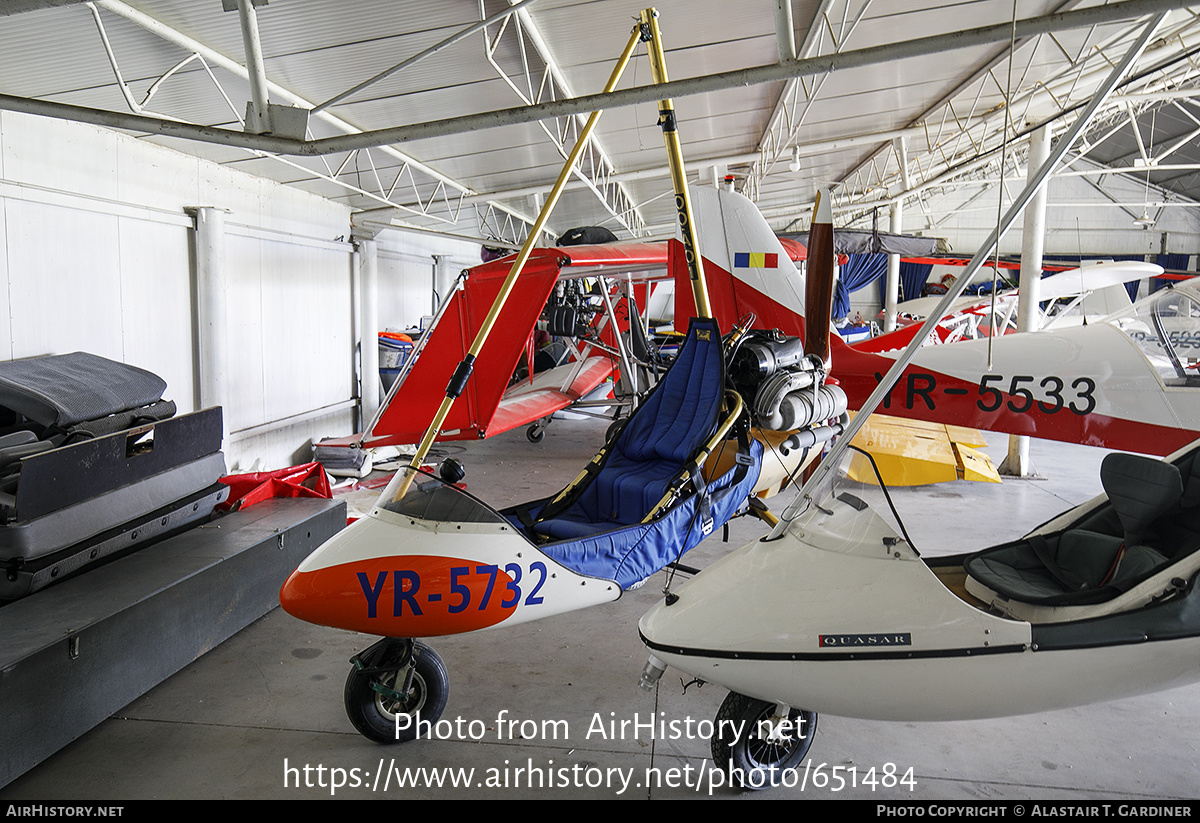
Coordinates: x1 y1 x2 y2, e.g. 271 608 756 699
638 491 1200 720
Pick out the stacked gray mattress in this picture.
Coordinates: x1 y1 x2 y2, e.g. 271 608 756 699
0 352 227 599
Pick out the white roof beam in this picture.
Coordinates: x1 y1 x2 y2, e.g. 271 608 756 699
480 1 646 236
91 0 537 239
775 0 797 62
837 11 1200 217
8 0 1194 159
230 0 270 134
755 0 874 179
832 0 1088 207
312 0 542 115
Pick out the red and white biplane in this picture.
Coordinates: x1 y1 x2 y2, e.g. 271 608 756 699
336 184 1197 468
675 185 1200 457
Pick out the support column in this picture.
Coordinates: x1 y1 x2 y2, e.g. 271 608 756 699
190 207 230 446
233 0 272 134
884 200 903 332
775 0 796 63
356 239 380 430
884 137 910 332
432 254 455 316
1000 123 1051 478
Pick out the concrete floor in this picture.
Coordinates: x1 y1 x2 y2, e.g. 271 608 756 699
3 418 1198 800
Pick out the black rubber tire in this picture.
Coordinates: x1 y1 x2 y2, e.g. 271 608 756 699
526 424 545 443
711 692 817 790
344 640 449 744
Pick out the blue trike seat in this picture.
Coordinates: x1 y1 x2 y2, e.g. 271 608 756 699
511 317 761 589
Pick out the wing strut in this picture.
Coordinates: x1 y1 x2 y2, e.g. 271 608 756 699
640 9 711 321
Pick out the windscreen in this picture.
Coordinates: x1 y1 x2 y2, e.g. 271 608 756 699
377 466 510 525
1110 287 1200 385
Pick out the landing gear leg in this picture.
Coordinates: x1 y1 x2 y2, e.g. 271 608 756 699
711 692 817 790
344 638 449 743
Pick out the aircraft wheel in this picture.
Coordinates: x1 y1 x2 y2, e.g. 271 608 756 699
344 639 448 744
711 692 817 790
526 424 545 443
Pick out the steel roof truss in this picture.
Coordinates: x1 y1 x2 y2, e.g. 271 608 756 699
480 0 645 237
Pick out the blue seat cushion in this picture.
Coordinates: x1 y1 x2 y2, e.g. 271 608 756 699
533 317 725 536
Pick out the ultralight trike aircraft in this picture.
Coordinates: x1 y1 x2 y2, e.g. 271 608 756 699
637 431 1200 786
279 9 849 745
637 19 1200 787
277 215 847 744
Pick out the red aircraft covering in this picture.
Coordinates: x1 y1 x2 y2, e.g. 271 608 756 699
360 242 668 448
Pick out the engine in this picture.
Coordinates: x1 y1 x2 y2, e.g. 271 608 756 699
729 329 848 432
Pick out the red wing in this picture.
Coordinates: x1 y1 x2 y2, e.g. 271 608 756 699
485 356 617 438
365 243 666 447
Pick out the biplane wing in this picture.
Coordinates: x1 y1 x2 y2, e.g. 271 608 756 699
485 355 617 439
856 259 1159 353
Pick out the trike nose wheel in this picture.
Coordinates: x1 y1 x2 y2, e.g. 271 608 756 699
711 691 817 790
343 638 449 744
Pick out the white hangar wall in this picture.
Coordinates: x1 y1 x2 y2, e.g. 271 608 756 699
923 161 1200 260
0 110 478 470
374 243 481 338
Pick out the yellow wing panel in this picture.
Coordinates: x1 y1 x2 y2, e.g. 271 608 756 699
848 414 1000 486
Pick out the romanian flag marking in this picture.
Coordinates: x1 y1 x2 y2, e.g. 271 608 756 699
734 252 779 268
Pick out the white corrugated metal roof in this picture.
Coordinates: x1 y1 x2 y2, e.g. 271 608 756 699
0 0 1197 244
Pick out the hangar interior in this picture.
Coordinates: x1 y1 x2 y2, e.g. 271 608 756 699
1 0 1199 800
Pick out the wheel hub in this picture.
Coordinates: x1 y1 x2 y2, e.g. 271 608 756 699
373 670 426 718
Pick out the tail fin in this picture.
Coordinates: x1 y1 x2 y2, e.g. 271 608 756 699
670 186 807 336
668 186 837 373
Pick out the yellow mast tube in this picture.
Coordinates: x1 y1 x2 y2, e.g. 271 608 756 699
390 22 645 500
639 8 711 320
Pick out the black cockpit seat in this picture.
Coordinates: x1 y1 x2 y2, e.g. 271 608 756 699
964 452 1198 610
